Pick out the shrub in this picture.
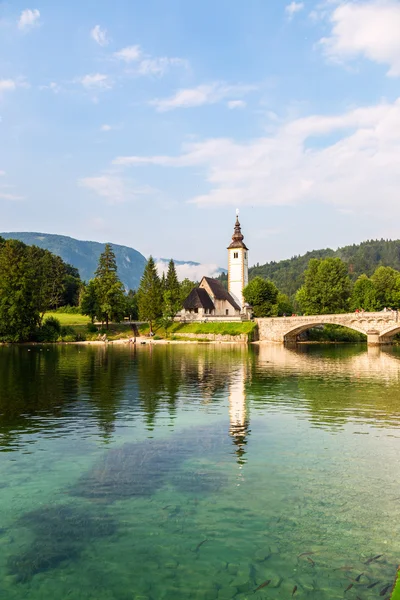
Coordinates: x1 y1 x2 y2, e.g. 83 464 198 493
87 323 98 333
36 317 61 342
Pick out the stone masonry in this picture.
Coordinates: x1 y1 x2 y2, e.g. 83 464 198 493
256 312 400 345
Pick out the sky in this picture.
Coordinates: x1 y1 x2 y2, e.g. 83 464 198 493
2 0 400 272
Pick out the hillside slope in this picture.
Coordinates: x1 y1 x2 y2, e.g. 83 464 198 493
249 239 400 297
1 232 147 291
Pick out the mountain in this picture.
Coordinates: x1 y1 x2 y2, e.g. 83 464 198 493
249 239 400 297
1 232 147 291
0 232 226 291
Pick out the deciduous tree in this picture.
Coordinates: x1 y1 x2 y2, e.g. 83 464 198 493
243 277 279 317
296 258 351 315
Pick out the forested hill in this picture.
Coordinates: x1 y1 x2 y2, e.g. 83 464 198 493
249 239 400 297
1 232 147 291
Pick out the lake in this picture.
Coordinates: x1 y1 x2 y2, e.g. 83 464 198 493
0 343 399 600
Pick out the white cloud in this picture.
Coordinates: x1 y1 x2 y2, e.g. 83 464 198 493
114 44 188 76
138 57 189 76
100 124 112 131
227 100 246 109
91 25 109 47
0 171 5 176
114 45 142 62
150 82 256 111
112 97 400 216
0 191 24 201
320 0 400 76
285 2 305 18
40 81 61 94
79 73 112 89
18 8 40 31
0 79 16 94
156 260 223 281
79 175 152 204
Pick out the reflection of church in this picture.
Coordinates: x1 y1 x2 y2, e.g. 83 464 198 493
228 363 250 465
180 212 252 321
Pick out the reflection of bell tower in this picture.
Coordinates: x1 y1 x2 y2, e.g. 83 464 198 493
229 364 250 465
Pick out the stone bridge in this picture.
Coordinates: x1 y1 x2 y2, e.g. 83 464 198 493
256 312 400 345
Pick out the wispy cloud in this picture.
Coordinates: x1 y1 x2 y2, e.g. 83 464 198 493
320 0 400 76
0 171 5 177
150 82 256 111
39 82 61 94
138 57 189 76
100 124 113 131
18 8 40 31
0 190 24 201
79 174 153 204
114 45 142 62
156 260 223 281
111 97 400 217
79 73 112 89
285 2 304 19
114 44 188 76
90 25 109 47
0 79 16 94
227 100 246 109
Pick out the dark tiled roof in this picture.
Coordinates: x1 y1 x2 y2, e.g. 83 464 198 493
227 216 248 250
203 277 241 311
183 287 215 311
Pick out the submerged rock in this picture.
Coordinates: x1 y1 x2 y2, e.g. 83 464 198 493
7 504 116 582
70 424 230 503
171 464 227 495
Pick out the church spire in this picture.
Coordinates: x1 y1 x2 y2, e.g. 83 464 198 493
227 211 248 250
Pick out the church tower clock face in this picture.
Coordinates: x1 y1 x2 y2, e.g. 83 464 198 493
227 210 249 311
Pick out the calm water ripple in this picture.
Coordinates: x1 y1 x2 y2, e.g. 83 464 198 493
0 343 399 599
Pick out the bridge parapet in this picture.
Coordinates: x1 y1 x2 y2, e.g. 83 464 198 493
256 312 400 345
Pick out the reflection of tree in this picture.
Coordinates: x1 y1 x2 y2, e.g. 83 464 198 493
83 346 133 440
0 345 132 450
0 346 80 450
251 344 400 429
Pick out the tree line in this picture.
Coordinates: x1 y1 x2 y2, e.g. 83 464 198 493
80 248 196 333
244 257 400 317
0 237 81 341
0 238 197 342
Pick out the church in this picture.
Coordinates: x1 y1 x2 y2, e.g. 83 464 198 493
179 213 252 321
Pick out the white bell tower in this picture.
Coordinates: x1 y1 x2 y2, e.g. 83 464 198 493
227 210 249 311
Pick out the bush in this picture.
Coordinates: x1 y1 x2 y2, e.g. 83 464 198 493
87 323 98 333
36 316 61 342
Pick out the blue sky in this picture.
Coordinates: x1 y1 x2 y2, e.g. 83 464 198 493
1 0 400 272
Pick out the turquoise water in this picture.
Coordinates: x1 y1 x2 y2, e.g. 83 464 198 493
0 343 399 599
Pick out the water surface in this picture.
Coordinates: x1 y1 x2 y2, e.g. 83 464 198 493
0 343 399 599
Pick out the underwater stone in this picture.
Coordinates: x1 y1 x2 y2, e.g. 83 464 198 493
7 503 116 582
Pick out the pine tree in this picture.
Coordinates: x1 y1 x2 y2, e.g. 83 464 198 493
94 244 125 329
165 259 181 315
137 256 162 334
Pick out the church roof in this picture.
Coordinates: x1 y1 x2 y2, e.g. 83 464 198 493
183 287 215 311
227 215 248 250
202 277 241 311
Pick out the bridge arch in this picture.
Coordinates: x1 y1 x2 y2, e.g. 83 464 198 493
378 324 400 343
282 320 368 343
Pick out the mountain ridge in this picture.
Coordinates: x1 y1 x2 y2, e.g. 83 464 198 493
249 238 400 297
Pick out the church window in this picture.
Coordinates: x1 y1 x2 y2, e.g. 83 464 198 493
234 252 238 259
244 252 247 259
194 308 198 314
226 309 229 315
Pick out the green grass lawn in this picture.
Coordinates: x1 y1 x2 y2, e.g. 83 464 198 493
44 312 89 326
139 321 257 339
